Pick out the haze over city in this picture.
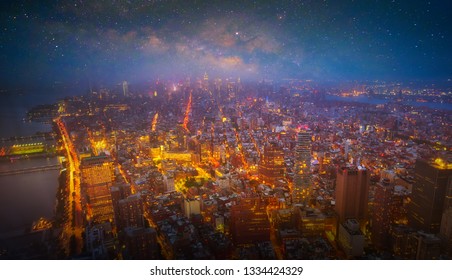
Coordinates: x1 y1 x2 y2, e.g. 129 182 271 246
0 0 451 261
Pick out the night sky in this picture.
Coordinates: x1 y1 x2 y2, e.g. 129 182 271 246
1 0 451 89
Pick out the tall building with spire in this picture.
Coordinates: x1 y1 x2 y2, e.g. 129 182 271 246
203 72 209 89
122 81 128 97
292 128 312 206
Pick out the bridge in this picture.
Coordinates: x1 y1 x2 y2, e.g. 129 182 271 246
0 164 61 176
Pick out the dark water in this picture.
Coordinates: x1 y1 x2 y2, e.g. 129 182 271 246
0 157 60 236
0 91 56 139
0 90 62 237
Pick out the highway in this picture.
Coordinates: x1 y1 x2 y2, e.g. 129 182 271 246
56 117 84 255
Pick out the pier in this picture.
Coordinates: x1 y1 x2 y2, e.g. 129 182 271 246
0 164 61 176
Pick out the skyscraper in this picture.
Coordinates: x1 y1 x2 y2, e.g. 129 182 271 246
80 155 115 224
258 142 285 186
408 158 452 233
122 81 128 97
81 155 115 186
203 72 209 89
111 183 132 229
371 179 393 250
118 193 144 230
292 128 312 205
335 166 369 227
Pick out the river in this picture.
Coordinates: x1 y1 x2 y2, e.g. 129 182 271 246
0 157 60 237
0 91 60 238
325 95 452 111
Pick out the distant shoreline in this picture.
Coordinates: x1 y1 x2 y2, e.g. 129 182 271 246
325 94 452 111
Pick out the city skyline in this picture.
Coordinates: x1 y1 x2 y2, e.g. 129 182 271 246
1 76 450 260
0 0 451 261
1 0 452 94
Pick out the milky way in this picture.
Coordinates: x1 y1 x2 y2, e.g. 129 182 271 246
1 0 451 89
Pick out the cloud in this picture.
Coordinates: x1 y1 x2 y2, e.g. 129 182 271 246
164 35 258 74
199 19 237 48
198 16 282 54
38 9 270 78
244 35 280 53
204 54 257 72
141 35 169 53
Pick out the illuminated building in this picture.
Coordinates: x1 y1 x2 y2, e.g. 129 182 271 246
200 199 218 224
10 142 45 155
408 159 452 233
335 167 369 228
258 143 285 186
80 155 115 223
81 155 115 186
163 173 175 192
203 72 209 89
338 219 364 258
389 185 410 225
118 194 144 230
344 139 351 160
297 208 337 238
292 128 312 205
229 198 270 245
162 151 192 162
0 135 55 157
184 198 201 219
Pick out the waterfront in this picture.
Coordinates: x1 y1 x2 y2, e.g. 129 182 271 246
0 90 61 238
0 157 59 237
0 91 56 139
326 94 452 111
0 91 449 239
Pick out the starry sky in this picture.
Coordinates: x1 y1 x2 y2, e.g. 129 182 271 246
1 0 451 89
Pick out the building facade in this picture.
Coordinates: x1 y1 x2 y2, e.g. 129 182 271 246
335 167 369 228
408 159 452 233
292 128 312 206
